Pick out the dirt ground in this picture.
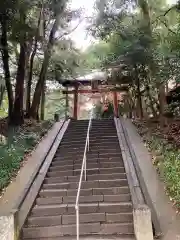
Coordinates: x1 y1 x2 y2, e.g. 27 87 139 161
133 118 180 148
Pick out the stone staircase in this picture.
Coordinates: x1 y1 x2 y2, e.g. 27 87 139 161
22 119 135 239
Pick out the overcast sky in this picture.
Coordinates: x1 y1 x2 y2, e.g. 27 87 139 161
69 0 178 50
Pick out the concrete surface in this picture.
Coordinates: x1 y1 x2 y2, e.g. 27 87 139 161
115 118 153 240
0 214 15 240
133 204 153 240
123 118 180 240
0 120 65 213
0 120 69 240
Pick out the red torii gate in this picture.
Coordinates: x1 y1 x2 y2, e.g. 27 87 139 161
61 79 128 119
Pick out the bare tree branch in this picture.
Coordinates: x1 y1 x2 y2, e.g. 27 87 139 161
160 20 177 35
152 4 177 24
57 18 86 40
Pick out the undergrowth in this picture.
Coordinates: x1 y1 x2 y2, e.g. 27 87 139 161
137 126 180 211
0 120 53 193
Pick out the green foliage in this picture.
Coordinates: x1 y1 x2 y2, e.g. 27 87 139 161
0 94 8 118
45 90 66 120
0 120 53 192
142 134 180 209
94 102 114 119
80 42 111 70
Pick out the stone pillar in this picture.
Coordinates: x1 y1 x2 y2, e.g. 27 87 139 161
133 204 153 240
0 214 15 240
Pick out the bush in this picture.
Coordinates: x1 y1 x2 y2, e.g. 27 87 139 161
141 134 180 210
0 120 53 193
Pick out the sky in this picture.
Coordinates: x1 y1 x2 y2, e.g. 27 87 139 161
69 0 96 50
69 0 178 50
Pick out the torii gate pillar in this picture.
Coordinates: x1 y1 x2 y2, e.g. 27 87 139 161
113 91 118 117
73 85 78 119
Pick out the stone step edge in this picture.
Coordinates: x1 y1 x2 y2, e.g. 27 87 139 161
36 194 131 204
33 202 132 210
27 212 133 226
47 166 125 174
23 222 134 230
43 178 128 188
40 186 130 194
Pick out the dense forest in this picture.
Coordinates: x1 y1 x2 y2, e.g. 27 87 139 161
1 0 180 125
0 0 86 125
81 0 180 124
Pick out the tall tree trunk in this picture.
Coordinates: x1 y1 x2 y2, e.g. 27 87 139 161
40 81 46 120
10 13 27 125
24 40 33 112
26 8 43 115
0 85 5 107
158 83 167 126
135 66 143 119
142 97 149 120
0 16 14 120
29 16 60 119
10 42 27 125
26 38 37 115
165 81 169 93
138 0 151 32
146 86 158 118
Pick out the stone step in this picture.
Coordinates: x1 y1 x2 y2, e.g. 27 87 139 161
62 136 118 142
63 134 117 140
49 161 124 172
23 222 133 238
44 173 127 184
57 146 85 151
73 161 124 169
23 236 135 240
63 133 118 138
27 213 105 227
54 153 122 159
56 147 121 154
87 173 126 181
36 195 103 205
60 139 119 145
61 137 118 145
39 186 130 198
56 146 121 153
53 156 123 163
65 127 117 136
36 194 131 205
23 223 101 238
65 128 116 133
47 167 126 177
42 179 128 190
31 202 132 217
59 143 120 149
27 212 133 227
62 137 118 143
99 223 134 235
55 150 121 157
51 159 99 167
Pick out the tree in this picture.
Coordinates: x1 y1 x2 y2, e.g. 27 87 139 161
0 0 82 124
87 0 180 121
29 0 81 118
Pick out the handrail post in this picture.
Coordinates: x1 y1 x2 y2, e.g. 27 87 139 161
76 205 79 240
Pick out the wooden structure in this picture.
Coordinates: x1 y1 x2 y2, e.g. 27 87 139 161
61 78 128 119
